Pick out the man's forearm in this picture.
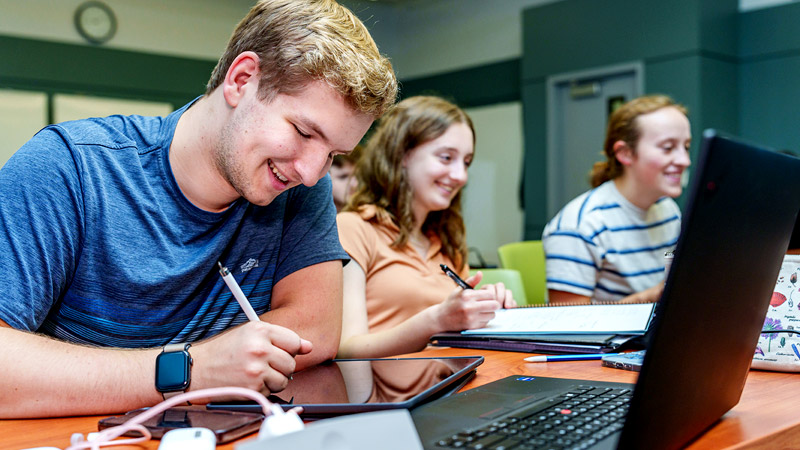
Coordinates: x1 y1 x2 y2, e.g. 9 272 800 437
261 305 340 370
267 261 344 371
0 327 160 418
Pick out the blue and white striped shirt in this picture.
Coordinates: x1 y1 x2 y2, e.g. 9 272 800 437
542 181 680 302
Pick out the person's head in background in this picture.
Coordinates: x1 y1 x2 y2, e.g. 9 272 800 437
589 95 691 210
330 145 363 211
348 96 475 270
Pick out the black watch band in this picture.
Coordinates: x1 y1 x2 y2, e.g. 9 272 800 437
155 343 193 400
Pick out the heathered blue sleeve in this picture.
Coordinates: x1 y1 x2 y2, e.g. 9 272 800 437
0 127 85 330
273 174 349 283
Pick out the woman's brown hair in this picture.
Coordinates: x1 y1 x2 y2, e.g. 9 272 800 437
589 95 688 188
346 96 475 270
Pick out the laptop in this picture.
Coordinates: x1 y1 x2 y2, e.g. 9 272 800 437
789 209 800 250
411 130 800 450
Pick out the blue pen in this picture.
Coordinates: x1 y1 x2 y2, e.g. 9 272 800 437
524 354 608 362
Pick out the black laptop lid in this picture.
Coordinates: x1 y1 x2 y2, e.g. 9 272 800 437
618 130 800 449
789 214 800 250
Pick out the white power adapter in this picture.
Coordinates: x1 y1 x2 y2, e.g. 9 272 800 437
158 427 216 450
258 403 305 440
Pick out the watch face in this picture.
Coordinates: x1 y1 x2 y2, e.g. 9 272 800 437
156 351 191 392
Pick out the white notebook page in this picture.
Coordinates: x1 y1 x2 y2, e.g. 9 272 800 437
462 303 656 335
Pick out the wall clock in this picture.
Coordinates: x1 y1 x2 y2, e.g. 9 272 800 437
74 1 117 45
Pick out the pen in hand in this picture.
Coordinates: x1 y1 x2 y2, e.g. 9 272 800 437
440 264 472 290
440 263 507 309
218 262 299 382
218 261 260 322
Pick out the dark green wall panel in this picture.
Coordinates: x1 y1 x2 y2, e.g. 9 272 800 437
398 59 520 108
0 35 215 106
644 55 701 112
739 55 800 152
699 0 739 57
699 57 739 136
521 81 547 240
739 3 800 59
738 2 800 153
522 0 710 82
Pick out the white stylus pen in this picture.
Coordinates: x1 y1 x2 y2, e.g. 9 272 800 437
218 261 260 322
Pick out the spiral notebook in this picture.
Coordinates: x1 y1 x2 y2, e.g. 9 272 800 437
430 303 654 354
429 332 640 354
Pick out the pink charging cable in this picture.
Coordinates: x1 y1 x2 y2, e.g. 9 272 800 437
64 387 302 450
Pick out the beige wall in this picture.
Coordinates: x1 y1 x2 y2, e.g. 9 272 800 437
0 90 47 167
462 102 526 266
0 0 251 60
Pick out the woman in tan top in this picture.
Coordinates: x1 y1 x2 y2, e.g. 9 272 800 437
337 96 515 359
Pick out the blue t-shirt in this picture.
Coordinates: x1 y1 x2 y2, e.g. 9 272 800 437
0 101 347 347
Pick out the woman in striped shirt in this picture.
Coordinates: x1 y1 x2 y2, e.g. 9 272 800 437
542 95 691 304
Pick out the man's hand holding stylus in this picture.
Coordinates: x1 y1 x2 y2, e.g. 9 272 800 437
190 321 312 396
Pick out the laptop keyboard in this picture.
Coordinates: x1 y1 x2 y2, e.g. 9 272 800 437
433 385 632 450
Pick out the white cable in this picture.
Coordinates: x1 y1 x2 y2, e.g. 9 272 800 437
53 387 302 450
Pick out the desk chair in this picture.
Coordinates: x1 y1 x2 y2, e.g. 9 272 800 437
469 268 528 306
497 241 547 305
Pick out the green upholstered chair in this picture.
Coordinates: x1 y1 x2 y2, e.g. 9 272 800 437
497 240 547 305
469 268 528 306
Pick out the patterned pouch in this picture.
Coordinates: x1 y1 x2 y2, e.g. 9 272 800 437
752 254 800 372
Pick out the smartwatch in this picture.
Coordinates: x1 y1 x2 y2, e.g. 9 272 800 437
155 343 193 399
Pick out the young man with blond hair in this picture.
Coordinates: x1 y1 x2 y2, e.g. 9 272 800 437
0 0 396 418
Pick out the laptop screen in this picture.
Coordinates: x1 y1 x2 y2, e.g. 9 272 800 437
789 213 800 250
618 130 800 448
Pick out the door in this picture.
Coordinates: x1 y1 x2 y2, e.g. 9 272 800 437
546 63 642 218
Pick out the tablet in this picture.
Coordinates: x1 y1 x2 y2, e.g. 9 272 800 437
98 406 262 443
207 356 483 419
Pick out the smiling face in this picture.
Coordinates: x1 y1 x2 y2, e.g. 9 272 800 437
214 79 374 207
616 106 692 207
403 122 474 222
